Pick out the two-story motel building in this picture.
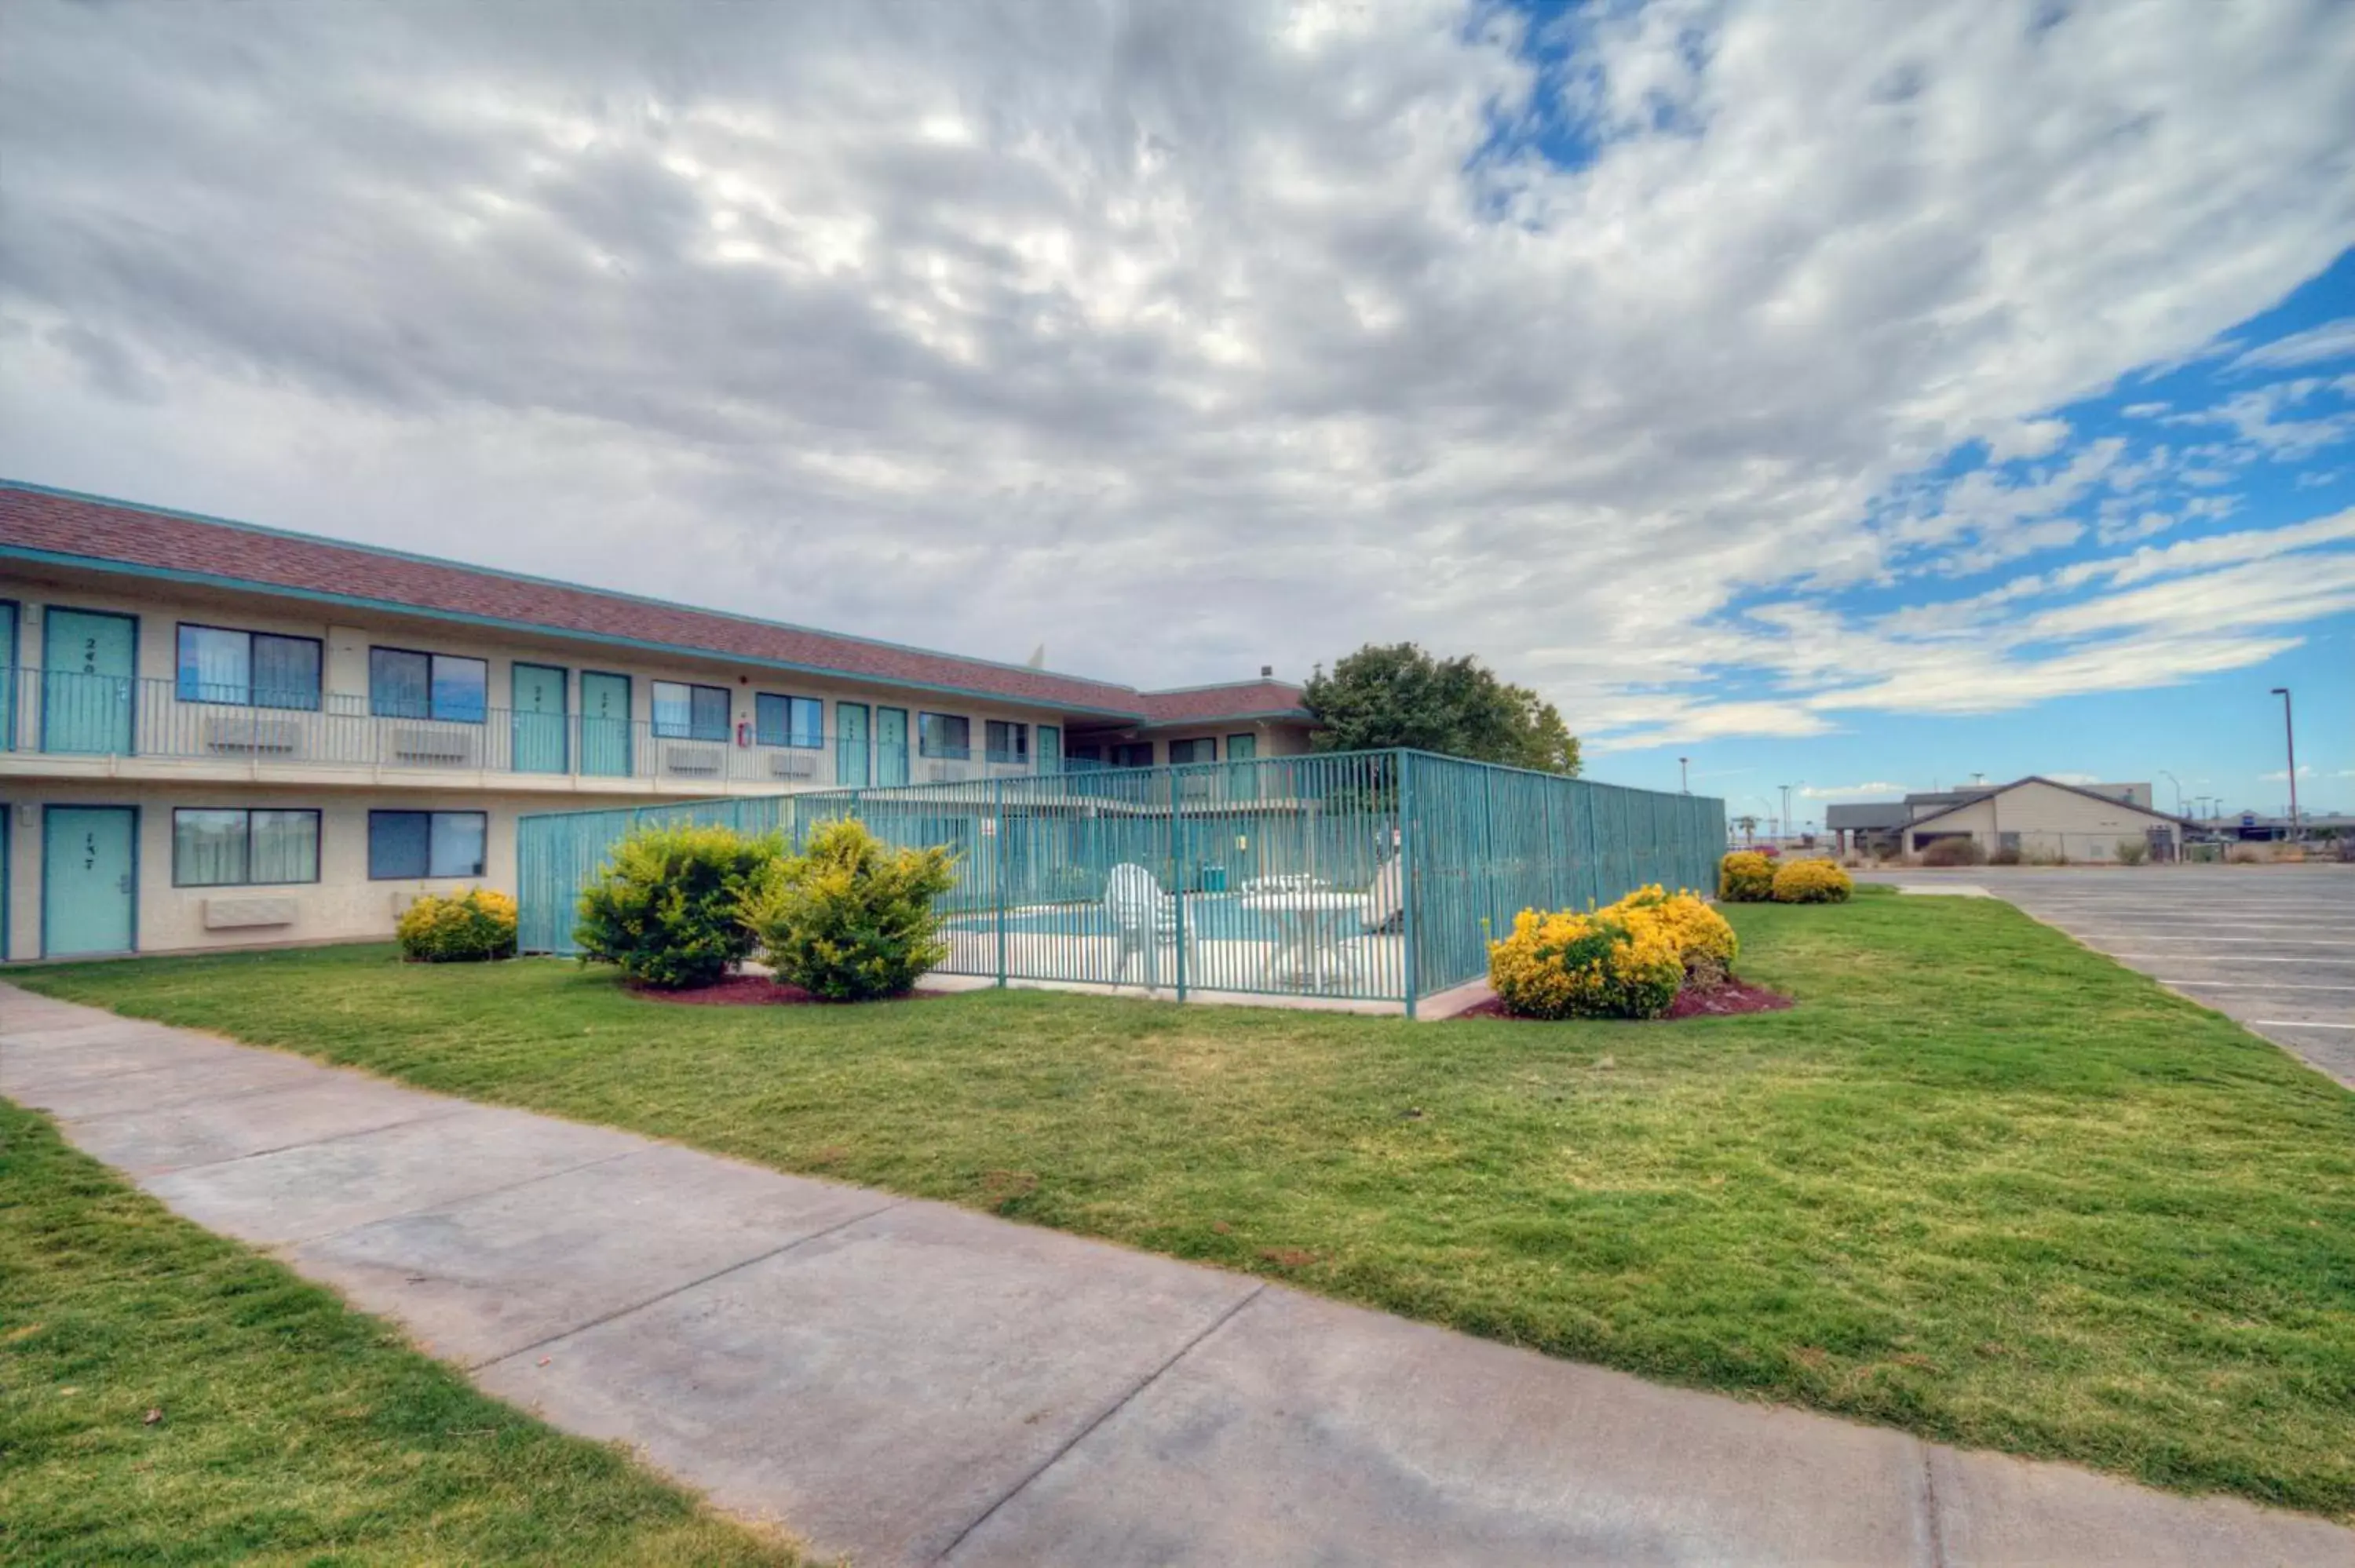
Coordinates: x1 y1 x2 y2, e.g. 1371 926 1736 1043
1 481 1316 961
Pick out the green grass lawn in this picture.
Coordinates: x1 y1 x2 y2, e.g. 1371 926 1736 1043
0 1099 806 1566
10 894 2353 1522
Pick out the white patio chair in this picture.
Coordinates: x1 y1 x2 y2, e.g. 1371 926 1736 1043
1105 862 1195 992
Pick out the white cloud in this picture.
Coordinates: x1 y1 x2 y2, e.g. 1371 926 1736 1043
0 0 2351 747
1801 781 1911 800
2231 315 2355 371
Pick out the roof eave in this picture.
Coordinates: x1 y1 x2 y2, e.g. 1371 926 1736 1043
0 542 1152 721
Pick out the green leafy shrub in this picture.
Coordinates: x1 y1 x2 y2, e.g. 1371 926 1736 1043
742 818 958 1001
1718 851 1775 903
1920 837 1986 867
1770 859 1853 903
574 823 784 990
2113 838 2150 866
396 888 517 962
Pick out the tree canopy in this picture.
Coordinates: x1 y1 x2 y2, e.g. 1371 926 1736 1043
1302 643 1583 775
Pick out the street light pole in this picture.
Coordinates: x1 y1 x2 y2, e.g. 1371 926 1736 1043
2158 769 2182 816
2269 687 2299 839
1678 757 1689 794
1778 783 1795 844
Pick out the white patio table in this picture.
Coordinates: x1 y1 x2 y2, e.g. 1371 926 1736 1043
1237 889 1367 993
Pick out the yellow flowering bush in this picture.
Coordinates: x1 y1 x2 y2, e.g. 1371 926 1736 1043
1771 858 1853 903
1605 884 1738 983
396 888 518 962
1488 907 1684 1020
1718 851 1775 903
741 818 958 1001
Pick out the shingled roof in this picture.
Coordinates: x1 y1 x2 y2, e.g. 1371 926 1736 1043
0 481 1305 723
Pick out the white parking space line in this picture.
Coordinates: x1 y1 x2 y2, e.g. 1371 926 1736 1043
2252 1020 2355 1030
2104 954 2350 964
2162 981 2355 990
2051 935 2355 946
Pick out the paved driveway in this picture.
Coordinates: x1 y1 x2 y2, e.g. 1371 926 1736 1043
8 983 2350 1567
1860 866 2355 1087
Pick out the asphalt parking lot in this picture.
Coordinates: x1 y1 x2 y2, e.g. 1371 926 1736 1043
1859 866 2355 1088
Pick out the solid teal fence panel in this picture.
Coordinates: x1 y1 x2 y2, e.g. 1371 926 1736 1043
512 746 1722 1007
1399 750 1725 1001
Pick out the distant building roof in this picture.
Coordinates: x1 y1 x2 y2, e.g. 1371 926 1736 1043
1903 775 2190 832
1825 802 1910 830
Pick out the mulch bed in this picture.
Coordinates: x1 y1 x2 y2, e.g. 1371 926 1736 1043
1456 976 1794 1023
629 974 953 1007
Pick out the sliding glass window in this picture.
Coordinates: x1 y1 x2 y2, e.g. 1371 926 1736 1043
172 808 320 887
918 712 971 760
367 810 487 879
370 647 487 722
756 693 824 749
984 720 1028 764
177 625 322 709
652 680 732 741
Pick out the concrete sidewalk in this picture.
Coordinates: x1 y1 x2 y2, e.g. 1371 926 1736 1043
5 983 2348 1567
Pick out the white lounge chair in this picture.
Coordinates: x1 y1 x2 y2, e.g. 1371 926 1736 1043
1105 862 1195 992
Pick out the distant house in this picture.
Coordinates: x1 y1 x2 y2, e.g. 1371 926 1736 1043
1832 779 2180 861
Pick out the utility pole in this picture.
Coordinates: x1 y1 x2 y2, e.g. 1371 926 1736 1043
2270 687 2299 838
1777 782 1794 844
1678 757 1689 794
2158 769 2182 816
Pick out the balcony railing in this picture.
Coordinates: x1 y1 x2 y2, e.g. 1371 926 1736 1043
0 666 1055 789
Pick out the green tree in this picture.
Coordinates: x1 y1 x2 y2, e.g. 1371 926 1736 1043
1302 644 1581 775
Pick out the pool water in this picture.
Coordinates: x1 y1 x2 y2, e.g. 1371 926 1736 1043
951 893 1312 943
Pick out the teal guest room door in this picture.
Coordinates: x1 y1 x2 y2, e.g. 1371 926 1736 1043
512 663 568 772
42 607 137 754
579 672 630 776
45 805 137 956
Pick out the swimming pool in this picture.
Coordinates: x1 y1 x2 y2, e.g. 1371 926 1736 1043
949 894 1307 943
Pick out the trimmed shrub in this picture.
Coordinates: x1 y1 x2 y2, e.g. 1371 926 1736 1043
1488 907 1684 1020
1718 851 1775 903
1605 884 1738 983
396 888 517 962
1771 859 1853 903
574 823 784 990
2114 838 2150 866
1919 836 1986 867
743 818 958 1001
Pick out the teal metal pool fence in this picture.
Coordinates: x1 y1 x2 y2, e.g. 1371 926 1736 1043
517 748 1723 1014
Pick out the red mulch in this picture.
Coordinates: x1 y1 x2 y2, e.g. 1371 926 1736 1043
629 974 951 1007
1455 976 1794 1023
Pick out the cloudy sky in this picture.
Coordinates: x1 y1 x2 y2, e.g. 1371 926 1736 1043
3 0 2351 819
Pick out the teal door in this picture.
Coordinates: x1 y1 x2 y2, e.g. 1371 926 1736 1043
43 607 137 754
875 706 909 786
512 663 568 773
579 672 630 777
1225 731 1258 800
836 702 870 786
1 600 17 750
45 805 137 956
1038 724 1061 774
